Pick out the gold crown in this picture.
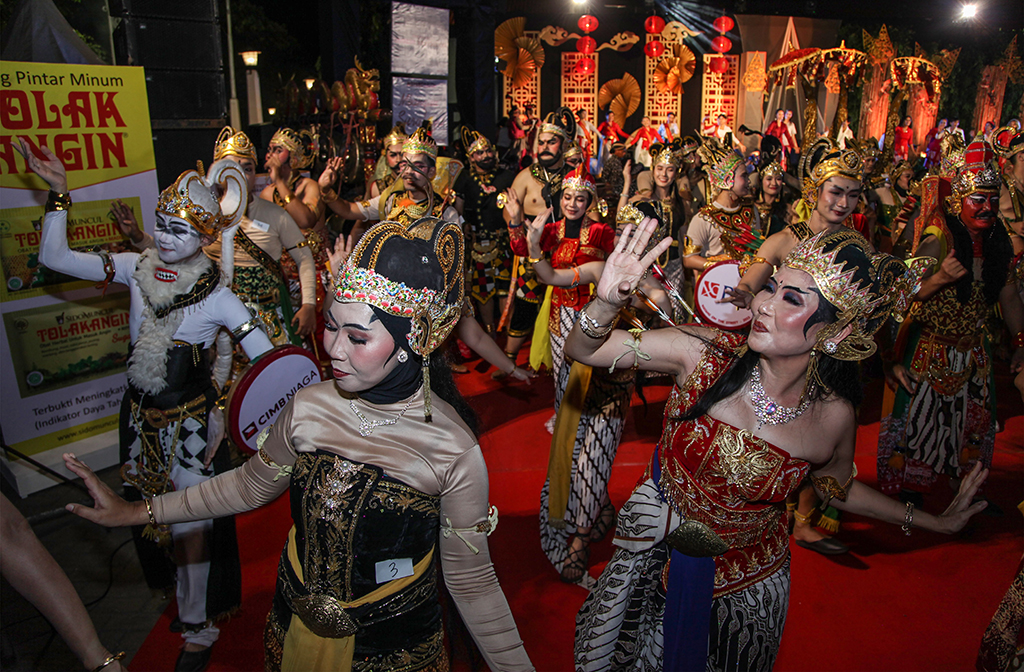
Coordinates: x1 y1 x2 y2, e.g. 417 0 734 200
784 229 932 360
269 128 315 169
652 143 680 168
539 107 576 142
461 126 493 156
403 127 438 160
213 126 256 163
799 138 863 204
381 123 410 151
564 142 583 161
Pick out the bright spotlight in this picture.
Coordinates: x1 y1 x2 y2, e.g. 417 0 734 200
573 0 586 5
960 3 978 19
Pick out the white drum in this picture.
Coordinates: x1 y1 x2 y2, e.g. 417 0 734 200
694 260 753 331
226 345 323 454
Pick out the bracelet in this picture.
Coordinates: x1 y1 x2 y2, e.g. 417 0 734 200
46 189 72 212
145 498 157 526
1014 331 1024 349
578 303 617 339
528 256 545 264
279 191 294 206
508 221 524 229
901 501 914 536
569 266 581 289
91 651 126 672
321 188 338 204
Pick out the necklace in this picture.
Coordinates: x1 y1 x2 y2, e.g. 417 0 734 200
349 396 416 437
748 364 810 429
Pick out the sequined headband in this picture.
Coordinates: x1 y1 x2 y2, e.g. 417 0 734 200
213 126 256 163
653 145 680 168
800 139 863 204
539 122 570 141
709 153 745 192
403 127 438 161
381 124 410 151
759 161 784 180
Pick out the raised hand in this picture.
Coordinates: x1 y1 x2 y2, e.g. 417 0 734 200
62 453 145 528
595 218 672 307
720 286 753 308
319 156 343 191
935 461 989 534
503 187 523 225
526 206 552 249
110 199 144 244
266 153 283 185
13 138 67 193
934 250 967 286
328 232 356 280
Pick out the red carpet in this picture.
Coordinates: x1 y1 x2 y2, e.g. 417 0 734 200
129 353 1023 672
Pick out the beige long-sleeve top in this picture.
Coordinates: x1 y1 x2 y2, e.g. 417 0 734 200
204 198 317 306
152 381 533 671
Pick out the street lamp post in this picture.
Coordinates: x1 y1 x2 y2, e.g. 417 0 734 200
241 50 263 126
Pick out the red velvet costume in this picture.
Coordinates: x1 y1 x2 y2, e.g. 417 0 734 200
598 120 628 144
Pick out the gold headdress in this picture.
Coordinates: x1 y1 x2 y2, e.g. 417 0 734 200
938 133 966 178
539 107 576 142
403 124 438 161
946 137 1001 216
562 164 608 217
564 142 583 163
784 229 932 360
381 123 410 151
651 141 681 168
156 159 248 238
758 160 785 180
992 125 1024 160
461 126 493 156
213 126 256 163
334 218 464 420
798 138 863 205
269 127 316 170
708 151 745 193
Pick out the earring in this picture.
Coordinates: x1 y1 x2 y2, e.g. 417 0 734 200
824 341 837 354
397 349 409 363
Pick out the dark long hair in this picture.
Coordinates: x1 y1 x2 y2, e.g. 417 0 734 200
427 349 479 436
945 214 1013 305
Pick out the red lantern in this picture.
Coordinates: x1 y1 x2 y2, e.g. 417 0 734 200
712 16 734 34
575 57 596 75
576 36 597 54
711 36 733 54
578 15 599 33
708 57 729 73
644 40 665 59
644 15 666 35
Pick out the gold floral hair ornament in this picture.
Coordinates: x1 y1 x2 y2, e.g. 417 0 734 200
403 125 438 161
946 137 1002 216
616 202 644 226
798 137 863 205
381 123 410 151
538 106 577 142
783 229 932 361
709 152 745 193
461 126 493 156
334 218 464 420
992 125 1024 160
269 127 316 170
156 159 248 238
213 126 256 163
758 160 785 180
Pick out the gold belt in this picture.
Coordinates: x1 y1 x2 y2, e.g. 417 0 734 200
132 394 209 429
919 328 983 352
238 287 281 305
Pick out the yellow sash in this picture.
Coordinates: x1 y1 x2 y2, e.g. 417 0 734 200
280 526 435 671
529 285 554 371
546 361 593 527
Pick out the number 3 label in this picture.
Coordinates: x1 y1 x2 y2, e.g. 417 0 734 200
375 557 414 584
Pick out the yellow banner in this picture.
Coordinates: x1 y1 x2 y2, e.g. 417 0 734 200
2 293 130 399
0 61 156 190
0 197 140 302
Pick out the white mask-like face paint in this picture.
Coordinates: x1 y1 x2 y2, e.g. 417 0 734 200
154 213 205 264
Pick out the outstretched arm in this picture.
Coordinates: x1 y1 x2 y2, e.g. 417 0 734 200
456 316 534 383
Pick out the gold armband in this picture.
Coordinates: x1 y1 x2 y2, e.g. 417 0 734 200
811 464 858 507
46 190 72 212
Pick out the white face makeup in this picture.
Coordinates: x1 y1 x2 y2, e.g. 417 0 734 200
323 301 402 393
153 213 205 264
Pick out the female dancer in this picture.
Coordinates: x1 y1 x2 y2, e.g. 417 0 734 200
62 219 534 670
570 220 988 670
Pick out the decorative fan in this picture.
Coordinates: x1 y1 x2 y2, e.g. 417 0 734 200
495 18 546 89
652 45 696 94
598 73 641 123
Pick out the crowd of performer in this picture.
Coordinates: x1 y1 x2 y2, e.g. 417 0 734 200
2 92 1023 672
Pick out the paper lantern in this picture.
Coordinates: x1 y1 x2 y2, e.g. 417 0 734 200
575 57 596 75
578 15 599 34
576 36 597 54
711 36 733 54
712 16 734 34
644 16 666 35
709 56 729 73
644 40 665 59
